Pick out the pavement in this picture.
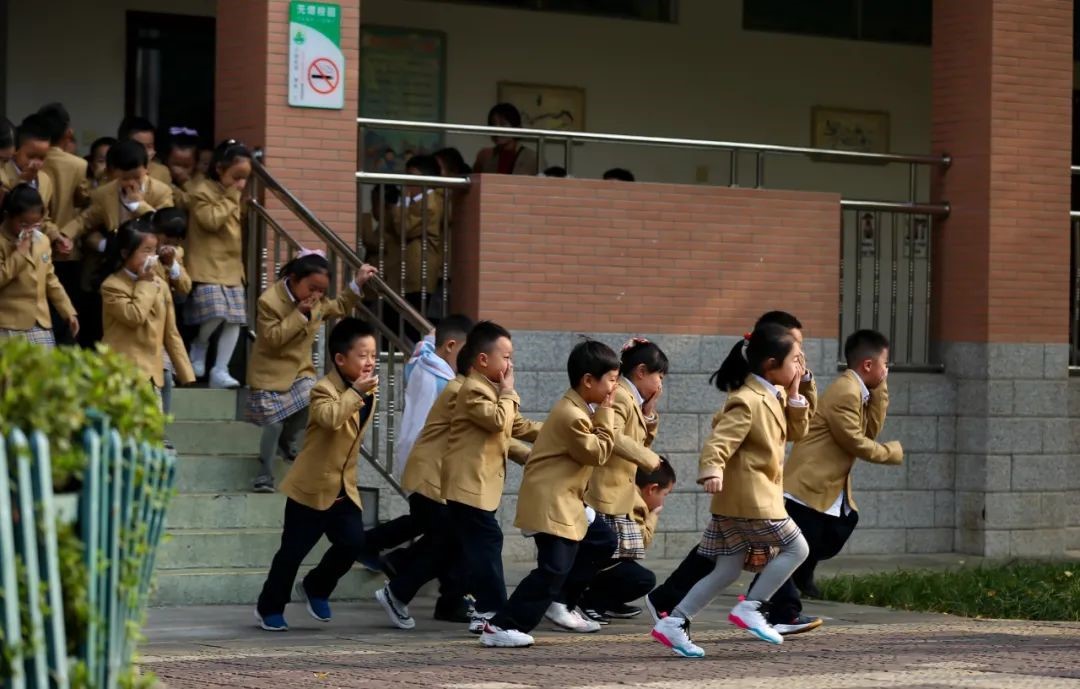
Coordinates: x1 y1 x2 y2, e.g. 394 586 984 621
140 554 1080 688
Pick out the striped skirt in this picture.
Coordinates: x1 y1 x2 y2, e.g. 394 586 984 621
597 512 646 560
185 284 247 325
246 376 316 427
0 325 56 348
699 514 801 573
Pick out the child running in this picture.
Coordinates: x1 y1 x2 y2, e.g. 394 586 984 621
651 322 810 657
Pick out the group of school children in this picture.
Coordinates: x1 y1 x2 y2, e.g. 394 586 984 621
0 102 260 412
250 300 904 656
0 102 906 657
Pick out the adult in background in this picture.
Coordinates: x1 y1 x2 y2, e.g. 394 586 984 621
472 104 539 176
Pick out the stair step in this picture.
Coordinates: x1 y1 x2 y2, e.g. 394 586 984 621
159 528 334 569
173 454 288 493
166 493 289 529
170 388 240 421
150 565 386 606
167 420 264 456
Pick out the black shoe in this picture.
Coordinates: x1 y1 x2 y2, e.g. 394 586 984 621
604 603 642 619
577 606 611 625
772 614 823 636
433 596 472 624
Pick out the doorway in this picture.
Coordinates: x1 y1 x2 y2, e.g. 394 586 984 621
125 11 215 145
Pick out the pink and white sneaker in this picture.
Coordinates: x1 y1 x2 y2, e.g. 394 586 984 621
729 598 783 645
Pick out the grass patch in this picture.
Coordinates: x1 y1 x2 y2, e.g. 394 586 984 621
818 560 1080 621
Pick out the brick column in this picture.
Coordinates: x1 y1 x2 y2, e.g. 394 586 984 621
215 0 360 247
932 0 1074 556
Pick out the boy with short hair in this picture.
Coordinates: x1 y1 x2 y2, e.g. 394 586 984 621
580 458 676 623
255 318 380 632
118 115 171 185
441 321 543 631
481 340 621 648
765 328 902 635
61 139 174 347
37 103 90 228
0 114 65 249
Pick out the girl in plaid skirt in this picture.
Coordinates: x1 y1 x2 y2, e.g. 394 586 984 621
184 140 251 389
245 250 377 493
0 184 78 348
651 322 811 658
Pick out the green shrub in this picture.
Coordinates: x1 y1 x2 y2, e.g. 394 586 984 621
0 339 170 687
819 560 1080 621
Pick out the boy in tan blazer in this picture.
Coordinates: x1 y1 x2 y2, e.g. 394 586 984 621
255 318 380 632
480 340 620 648
62 140 174 347
441 321 543 630
118 115 172 185
0 115 69 252
762 328 901 635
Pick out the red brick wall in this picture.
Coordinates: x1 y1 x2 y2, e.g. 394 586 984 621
932 0 1072 343
451 175 841 336
215 0 360 250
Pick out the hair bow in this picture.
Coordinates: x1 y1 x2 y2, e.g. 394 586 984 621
743 332 752 341
621 337 650 353
169 126 199 137
296 248 326 259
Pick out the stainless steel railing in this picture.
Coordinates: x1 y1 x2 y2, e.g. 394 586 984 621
245 151 418 495
1070 164 1080 371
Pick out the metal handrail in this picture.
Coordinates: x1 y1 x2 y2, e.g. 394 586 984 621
356 171 472 188
358 116 951 167
249 154 433 345
841 200 950 216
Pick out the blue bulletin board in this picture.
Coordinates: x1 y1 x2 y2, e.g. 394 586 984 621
359 25 447 173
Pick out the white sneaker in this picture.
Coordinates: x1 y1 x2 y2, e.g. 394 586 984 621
189 342 208 378
468 611 494 635
480 622 534 648
729 599 783 645
651 615 704 658
375 585 416 630
544 602 599 633
209 367 240 389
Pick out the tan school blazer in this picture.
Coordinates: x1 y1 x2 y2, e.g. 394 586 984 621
43 146 90 229
783 371 899 513
585 378 661 516
100 271 194 387
401 374 465 503
280 370 377 511
381 191 444 296
153 245 192 297
183 177 244 286
631 490 659 550
698 376 810 520
514 389 616 541
246 280 360 393
0 229 75 329
441 370 543 511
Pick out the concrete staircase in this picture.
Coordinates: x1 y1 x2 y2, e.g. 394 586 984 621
152 387 389 606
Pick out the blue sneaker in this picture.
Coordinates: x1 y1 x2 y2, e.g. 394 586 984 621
296 581 331 622
255 609 288 632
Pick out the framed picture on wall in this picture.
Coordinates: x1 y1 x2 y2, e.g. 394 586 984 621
811 106 890 155
496 82 586 132
359 25 447 172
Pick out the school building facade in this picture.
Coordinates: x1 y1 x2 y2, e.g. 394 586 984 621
3 0 1079 588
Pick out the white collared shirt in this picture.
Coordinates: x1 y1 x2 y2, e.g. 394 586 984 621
13 164 37 190
752 374 808 408
402 188 435 208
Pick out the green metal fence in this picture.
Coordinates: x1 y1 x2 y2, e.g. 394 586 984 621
0 420 176 689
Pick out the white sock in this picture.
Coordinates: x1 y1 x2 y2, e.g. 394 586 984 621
195 317 224 346
214 324 241 371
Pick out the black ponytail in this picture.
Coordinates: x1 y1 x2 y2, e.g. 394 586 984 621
94 214 155 291
0 183 44 223
278 252 330 280
208 138 251 182
708 322 796 392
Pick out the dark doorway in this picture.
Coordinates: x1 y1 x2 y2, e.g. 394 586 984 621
125 11 215 146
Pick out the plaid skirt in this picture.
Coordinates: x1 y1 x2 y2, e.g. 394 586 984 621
699 515 801 573
186 284 247 325
0 325 56 348
597 512 646 560
246 376 316 426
